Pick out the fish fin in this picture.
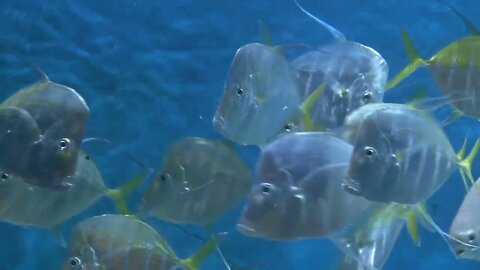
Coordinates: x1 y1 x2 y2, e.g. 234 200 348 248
106 172 147 215
293 0 346 41
258 19 274 46
440 1 480 35
386 30 428 90
405 208 421 247
50 225 67 248
182 232 226 270
457 138 480 192
28 63 50 82
300 83 325 131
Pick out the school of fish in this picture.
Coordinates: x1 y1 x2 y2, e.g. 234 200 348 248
2 0 480 269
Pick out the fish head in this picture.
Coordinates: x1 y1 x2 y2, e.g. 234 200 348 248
237 180 302 240
343 116 400 202
61 256 85 270
448 228 480 260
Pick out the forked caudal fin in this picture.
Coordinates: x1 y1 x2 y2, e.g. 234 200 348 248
293 0 347 41
386 30 428 90
106 172 149 215
299 83 326 132
182 233 227 270
457 138 480 193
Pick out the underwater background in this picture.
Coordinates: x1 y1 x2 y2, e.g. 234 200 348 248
1 0 480 269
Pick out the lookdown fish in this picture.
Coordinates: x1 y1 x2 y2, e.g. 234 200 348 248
0 150 142 230
449 177 480 260
62 214 222 270
236 132 373 240
290 0 388 130
1 70 90 190
141 137 252 225
341 102 480 204
386 5 480 120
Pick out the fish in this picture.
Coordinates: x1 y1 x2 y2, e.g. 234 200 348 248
141 137 252 225
1 70 90 190
0 150 142 229
236 132 373 240
212 42 301 146
291 0 388 129
449 178 480 260
61 214 221 270
385 8 480 119
341 103 479 204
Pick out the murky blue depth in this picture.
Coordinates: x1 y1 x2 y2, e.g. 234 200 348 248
1 0 480 269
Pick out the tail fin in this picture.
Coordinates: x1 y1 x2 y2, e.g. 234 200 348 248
106 172 148 215
293 0 346 41
182 233 226 270
457 138 480 192
386 30 428 90
299 83 326 131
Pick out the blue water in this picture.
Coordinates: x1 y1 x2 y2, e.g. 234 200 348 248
1 0 480 269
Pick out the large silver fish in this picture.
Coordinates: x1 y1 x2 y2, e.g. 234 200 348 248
237 132 372 240
1 71 90 190
341 103 479 204
62 214 220 270
142 137 252 225
213 43 301 146
291 0 388 130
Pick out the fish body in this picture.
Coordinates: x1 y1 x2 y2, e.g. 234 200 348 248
342 103 459 204
213 43 301 146
143 137 252 225
237 132 372 240
2 76 90 190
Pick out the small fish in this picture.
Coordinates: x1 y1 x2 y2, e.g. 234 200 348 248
386 10 480 119
62 214 221 270
0 151 142 229
213 43 301 146
341 103 479 204
236 132 373 240
142 137 252 225
449 178 480 260
1 70 90 190
291 0 388 129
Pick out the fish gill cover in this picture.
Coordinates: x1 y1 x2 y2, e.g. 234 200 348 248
0 0 479 269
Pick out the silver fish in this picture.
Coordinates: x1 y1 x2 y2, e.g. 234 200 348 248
62 214 220 270
142 137 252 225
342 103 479 204
213 43 301 146
291 0 388 129
237 132 372 240
1 71 90 190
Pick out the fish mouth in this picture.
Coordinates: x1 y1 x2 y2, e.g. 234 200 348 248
342 176 362 196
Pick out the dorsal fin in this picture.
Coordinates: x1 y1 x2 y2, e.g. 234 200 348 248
293 0 347 41
440 1 480 35
28 63 50 82
258 19 274 46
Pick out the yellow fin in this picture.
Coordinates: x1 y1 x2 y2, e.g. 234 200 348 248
386 30 428 90
457 138 480 192
182 233 226 270
106 172 147 215
300 83 325 131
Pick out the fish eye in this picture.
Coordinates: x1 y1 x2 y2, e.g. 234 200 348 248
85 155 91 161
68 257 82 269
469 233 476 242
364 146 376 157
261 183 273 194
0 173 8 181
362 91 372 102
284 123 294 132
236 86 245 96
159 173 170 182
58 138 70 150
